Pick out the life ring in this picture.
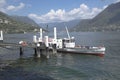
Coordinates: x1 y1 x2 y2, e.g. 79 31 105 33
19 41 27 46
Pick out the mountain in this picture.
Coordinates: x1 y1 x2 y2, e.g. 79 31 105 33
0 12 40 33
73 2 120 32
11 16 39 27
39 19 80 32
0 11 10 21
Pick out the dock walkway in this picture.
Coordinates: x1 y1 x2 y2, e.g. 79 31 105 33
0 42 55 58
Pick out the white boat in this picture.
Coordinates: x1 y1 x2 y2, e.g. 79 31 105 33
56 27 106 57
57 38 105 57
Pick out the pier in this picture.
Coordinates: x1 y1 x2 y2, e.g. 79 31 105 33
0 42 54 58
0 28 58 58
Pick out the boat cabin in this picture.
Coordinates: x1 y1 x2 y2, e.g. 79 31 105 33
57 37 75 49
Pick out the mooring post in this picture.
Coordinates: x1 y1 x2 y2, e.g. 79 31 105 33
0 31 3 41
52 44 57 54
37 48 41 58
40 48 42 54
20 46 23 56
36 43 41 58
44 36 50 58
34 43 41 58
46 47 49 59
34 47 37 57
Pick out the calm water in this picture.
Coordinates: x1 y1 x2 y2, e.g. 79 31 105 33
0 32 120 80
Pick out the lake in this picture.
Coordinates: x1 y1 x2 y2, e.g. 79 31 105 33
0 31 120 80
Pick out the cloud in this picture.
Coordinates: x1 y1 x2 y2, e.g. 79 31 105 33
0 0 6 12
6 3 25 11
115 0 120 2
0 0 25 13
28 3 104 23
0 0 6 7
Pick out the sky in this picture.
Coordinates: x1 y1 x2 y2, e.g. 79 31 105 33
0 0 120 23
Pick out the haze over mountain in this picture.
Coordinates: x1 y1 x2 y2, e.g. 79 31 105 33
39 19 80 32
0 11 40 33
73 2 120 32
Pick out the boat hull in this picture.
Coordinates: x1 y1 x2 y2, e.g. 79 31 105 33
57 48 105 57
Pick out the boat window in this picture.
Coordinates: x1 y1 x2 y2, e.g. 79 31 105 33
63 39 75 43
